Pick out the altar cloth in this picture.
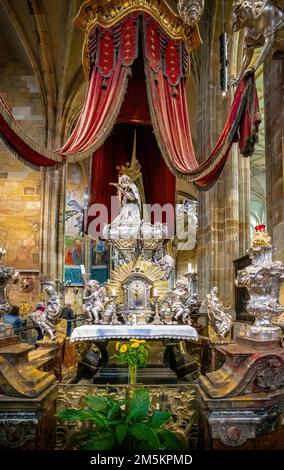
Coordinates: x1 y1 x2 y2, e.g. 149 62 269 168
70 324 198 342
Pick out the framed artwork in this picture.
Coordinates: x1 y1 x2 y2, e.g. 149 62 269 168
64 162 87 286
90 239 109 285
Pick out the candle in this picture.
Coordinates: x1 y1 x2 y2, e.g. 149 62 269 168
153 288 158 297
111 288 116 296
80 265 86 275
188 263 193 273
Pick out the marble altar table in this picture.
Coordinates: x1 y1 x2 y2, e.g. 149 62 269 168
70 324 199 342
71 324 199 384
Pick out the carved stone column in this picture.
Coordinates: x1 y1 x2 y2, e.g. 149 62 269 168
197 1 251 307
264 58 284 268
40 165 65 281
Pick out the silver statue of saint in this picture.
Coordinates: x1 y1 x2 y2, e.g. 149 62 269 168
205 287 233 341
110 174 141 227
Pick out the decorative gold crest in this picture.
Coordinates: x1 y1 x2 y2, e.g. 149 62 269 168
106 257 169 303
252 230 272 249
74 0 202 78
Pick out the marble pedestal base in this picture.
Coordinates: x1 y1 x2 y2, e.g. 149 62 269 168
199 336 284 398
197 386 284 449
0 343 56 397
197 335 284 448
0 383 58 449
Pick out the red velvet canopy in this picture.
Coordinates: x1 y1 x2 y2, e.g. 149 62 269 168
58 12 260 191
0 11 260 186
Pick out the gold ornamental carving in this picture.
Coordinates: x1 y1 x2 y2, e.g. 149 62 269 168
56 383 197 450
74 0 202 78
106 257 169 303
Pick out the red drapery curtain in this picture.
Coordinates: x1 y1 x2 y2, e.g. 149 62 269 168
118 52 151 125
90 123 176 227
0 94 62 169
57 14 139 158
136 126 176 216
89 124 134 224
118 53 175 211
58 12 260 191
143 14 260 190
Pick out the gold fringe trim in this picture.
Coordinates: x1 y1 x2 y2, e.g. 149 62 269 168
144 58 252 190
0 133 65 172
0 99 62 163
63 67 132 163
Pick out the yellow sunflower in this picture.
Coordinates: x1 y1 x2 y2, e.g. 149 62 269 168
130 339 145 344
130 342 140 349
115 342 121 351
120 344 128 353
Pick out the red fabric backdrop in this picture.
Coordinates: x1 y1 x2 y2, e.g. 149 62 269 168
89 124 133 222
136 126 176 215
90 122 176 226
118 53 151 125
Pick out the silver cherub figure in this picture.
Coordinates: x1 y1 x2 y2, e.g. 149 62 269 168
205 287 233 341
161 280 192 325
29 281 64 341
159 256 174 280
83 280 104 324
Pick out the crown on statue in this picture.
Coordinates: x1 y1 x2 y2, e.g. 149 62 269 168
116 161 141 181
252 224 272 248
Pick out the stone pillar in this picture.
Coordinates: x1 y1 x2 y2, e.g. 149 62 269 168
264 58 284 304
40 165 65 281
197 0 251 307
264 59 284 258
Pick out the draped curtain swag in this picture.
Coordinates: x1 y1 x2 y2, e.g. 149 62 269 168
0 12 260 185
0 94 62 171
58 12 260 190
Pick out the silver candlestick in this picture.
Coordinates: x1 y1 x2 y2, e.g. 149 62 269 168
151 295 163 325
110 293 121 325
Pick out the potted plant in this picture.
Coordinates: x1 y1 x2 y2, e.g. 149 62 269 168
114 339 148 384
56 387 184 450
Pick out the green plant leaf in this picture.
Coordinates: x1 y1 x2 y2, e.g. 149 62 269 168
127 388 150 422
84 431 116 450
56 409 96 421
130 423 161 449
106 399 121 420
115 423 128 444
149 411 172 428
88 410 113 427
157 429 184 450
84 395 109 413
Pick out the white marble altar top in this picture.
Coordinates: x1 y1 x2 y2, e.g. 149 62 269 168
70 324 199 342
